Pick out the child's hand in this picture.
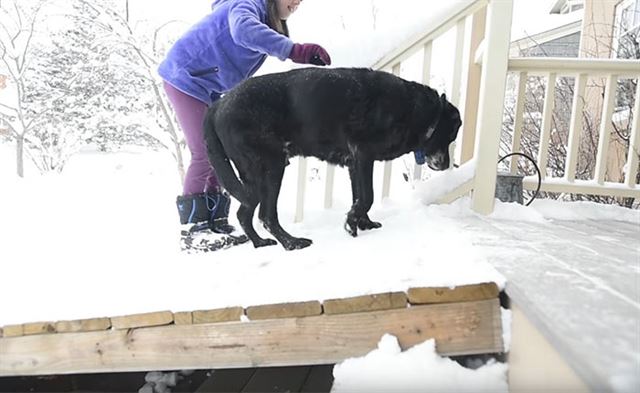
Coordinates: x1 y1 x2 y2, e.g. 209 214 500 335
288 43 331 66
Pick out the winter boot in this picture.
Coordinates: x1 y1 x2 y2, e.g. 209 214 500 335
176 192 235 234
176 192 247 253
206 191 236 234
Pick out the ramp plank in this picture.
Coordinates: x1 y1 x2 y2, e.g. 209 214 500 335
0 299 503 376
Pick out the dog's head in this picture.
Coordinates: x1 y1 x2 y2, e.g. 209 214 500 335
420 93 462 171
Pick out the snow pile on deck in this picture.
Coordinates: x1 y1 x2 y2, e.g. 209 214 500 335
332 334 508 393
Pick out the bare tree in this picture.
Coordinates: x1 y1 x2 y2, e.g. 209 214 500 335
0 0 50 176
1 0 190 181
68 0 188 184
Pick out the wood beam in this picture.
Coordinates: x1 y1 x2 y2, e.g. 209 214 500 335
0 300 503 376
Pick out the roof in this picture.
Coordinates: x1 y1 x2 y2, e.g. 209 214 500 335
511 1 583 42
510 20 582 55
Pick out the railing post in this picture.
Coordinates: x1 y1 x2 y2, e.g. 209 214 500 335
471 0 514 215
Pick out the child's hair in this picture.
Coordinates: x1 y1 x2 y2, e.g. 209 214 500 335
266 0 290 37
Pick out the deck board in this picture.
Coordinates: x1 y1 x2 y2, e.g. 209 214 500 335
462 215 640 391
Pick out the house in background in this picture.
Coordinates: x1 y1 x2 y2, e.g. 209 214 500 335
614 0 640 59
508 0 639 185
510 0 583 58
511 0 638 59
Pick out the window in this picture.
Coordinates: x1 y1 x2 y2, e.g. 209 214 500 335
614 0 640 59
561 0 584 14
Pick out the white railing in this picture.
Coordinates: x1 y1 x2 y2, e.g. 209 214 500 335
501 58 640 199
294 0 640 222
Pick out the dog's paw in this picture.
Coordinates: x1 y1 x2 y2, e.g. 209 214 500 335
357 217 382 231
282 237 313 251
253 238 278 248
344 220 359 237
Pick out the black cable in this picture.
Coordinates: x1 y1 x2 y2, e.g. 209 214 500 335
497 152 541 206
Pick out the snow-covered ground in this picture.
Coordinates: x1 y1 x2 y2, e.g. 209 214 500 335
3 148 639 391
0 148 508 324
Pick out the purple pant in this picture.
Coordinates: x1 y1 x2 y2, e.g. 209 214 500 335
163 81 220 195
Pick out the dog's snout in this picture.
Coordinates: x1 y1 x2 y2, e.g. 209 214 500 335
426 151 449 171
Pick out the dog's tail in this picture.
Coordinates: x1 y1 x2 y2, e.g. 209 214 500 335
203 105 250 205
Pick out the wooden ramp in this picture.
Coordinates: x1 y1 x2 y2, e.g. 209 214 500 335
0 283 503 377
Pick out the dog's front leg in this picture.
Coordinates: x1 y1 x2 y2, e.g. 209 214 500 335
345 158 380 237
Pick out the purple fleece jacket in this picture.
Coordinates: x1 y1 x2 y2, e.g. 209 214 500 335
158 0 294 105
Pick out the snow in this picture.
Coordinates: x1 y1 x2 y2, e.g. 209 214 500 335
2 148 636 392
415 159 476 205
331 334 508 393
0 148 521 389
0 149 508 324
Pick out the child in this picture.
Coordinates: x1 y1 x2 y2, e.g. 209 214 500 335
158 0 330 240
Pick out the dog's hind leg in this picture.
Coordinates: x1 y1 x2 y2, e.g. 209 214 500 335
233 169 278 249
345 158 381 237
258 156 313 251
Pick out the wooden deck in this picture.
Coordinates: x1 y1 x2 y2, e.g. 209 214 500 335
459 215 640 391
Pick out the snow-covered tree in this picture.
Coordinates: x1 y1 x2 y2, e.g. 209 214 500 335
0 0 50 176
64 0 188 182
1 0 188 180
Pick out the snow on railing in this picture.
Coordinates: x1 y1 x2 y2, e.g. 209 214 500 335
293 0 489 222
504 57 640 199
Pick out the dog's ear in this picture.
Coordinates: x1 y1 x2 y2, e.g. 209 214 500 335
426 123 437 139
426 93 445 139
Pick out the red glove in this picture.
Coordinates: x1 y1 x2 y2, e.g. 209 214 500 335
288 43 331 66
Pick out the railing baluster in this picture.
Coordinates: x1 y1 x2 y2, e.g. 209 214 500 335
414 42 433 181
537 73 556 180
381 63 402 200
324 164 335 209
294 157 307 223
625 78 640 187
447 20 467 170
565 73 587 182
595 74 618 184
510 71 527 174
460 6 487 165
422 41 433 88
451 20 466 107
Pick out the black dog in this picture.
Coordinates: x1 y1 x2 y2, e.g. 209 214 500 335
204 67 461 250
